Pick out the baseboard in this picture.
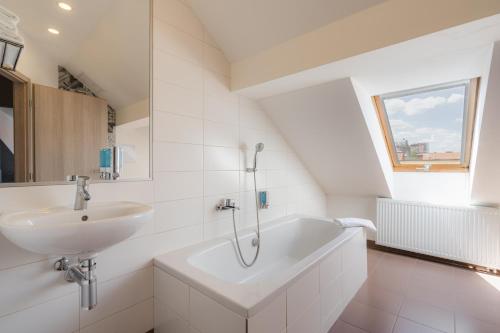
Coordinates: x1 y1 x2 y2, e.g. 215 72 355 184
367 240 500 276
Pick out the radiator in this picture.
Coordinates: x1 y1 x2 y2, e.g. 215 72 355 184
376 198 500 269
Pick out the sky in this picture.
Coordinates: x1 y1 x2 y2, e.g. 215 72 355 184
383 85 466 154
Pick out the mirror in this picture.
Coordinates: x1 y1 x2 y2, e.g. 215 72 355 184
0 0 151 185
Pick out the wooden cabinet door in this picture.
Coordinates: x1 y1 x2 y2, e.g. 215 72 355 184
32 84 108 182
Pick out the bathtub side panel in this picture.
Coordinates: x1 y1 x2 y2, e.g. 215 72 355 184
321 228 367 333
154 268 246 333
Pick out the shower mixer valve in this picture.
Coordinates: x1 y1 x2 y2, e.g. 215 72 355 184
216 199 239 211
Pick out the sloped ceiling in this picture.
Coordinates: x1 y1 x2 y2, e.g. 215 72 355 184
260 78 392 197
186 0 386 61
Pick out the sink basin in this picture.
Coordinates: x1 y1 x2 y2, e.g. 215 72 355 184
0 201 153 257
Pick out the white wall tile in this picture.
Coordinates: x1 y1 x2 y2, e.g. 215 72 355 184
240 171 267 192
204 146 239 171
154 80 203 118
265 151 289 170
0 293 79 333
204 171 239 196
156 19 204 66
80 298 153 333
240 127 267 151
156 51 203 91
155 142 203 172
0 260 77 317
204 93 239 125
203 217 237 240
155 112 203 144
267 170 289 188
189 288 246 333
154 198 203 232
98 235 156 282
154 171 203 201
204 121 239 148
154 225 203 256
80 267 153 327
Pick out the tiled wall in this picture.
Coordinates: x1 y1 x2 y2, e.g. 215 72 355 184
0 0 326 332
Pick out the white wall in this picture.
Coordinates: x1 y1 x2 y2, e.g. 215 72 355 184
392 172 470 206
16 33 59 88
327 195 377 240
0 0 326 331
115 118 150 179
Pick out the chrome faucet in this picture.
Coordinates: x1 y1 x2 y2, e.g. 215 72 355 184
73 176 91 210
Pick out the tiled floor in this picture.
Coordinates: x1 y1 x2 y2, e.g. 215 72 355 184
330 249 500 333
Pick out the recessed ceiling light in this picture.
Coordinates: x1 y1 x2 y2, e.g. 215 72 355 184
58 2 72 11
48 28 60 35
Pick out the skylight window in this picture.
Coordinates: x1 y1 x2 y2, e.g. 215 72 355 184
373 79 479 172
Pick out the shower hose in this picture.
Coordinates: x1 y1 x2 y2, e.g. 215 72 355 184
231 169 261 267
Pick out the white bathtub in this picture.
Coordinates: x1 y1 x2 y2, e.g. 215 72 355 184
154 215 367 333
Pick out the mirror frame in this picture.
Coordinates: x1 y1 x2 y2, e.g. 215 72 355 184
0 0 153 188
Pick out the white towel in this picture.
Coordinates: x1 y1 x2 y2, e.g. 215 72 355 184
335 218 377 232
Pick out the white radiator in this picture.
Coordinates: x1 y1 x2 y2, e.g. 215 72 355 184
376 198 500 269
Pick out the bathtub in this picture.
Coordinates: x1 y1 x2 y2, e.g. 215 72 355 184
154 215 367 333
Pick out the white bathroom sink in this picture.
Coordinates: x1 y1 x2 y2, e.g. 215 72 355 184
0 201 153 257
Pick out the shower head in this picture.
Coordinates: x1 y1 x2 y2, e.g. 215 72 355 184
255 142 264 152
247 143 265 172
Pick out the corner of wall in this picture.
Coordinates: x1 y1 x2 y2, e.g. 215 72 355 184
350 78 394 197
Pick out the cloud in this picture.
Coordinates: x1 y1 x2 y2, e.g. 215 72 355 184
389 119 413 130
385 93 464 116
447 93 464 104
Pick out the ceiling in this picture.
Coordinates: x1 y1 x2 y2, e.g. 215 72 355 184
186 0 386 61
237 14 500 99
0 0 116 62
1 0 150 111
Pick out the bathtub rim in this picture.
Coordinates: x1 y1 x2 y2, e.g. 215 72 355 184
154 214 363 318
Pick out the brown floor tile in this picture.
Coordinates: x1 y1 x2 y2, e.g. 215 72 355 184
340 300 397 333
393 317 446 333
329 320 368 333
399 298 454 333
455 314 499 333
332 249 500 333
354 280 404 315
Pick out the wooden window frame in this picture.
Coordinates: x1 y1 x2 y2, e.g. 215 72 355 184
373 78 479 173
